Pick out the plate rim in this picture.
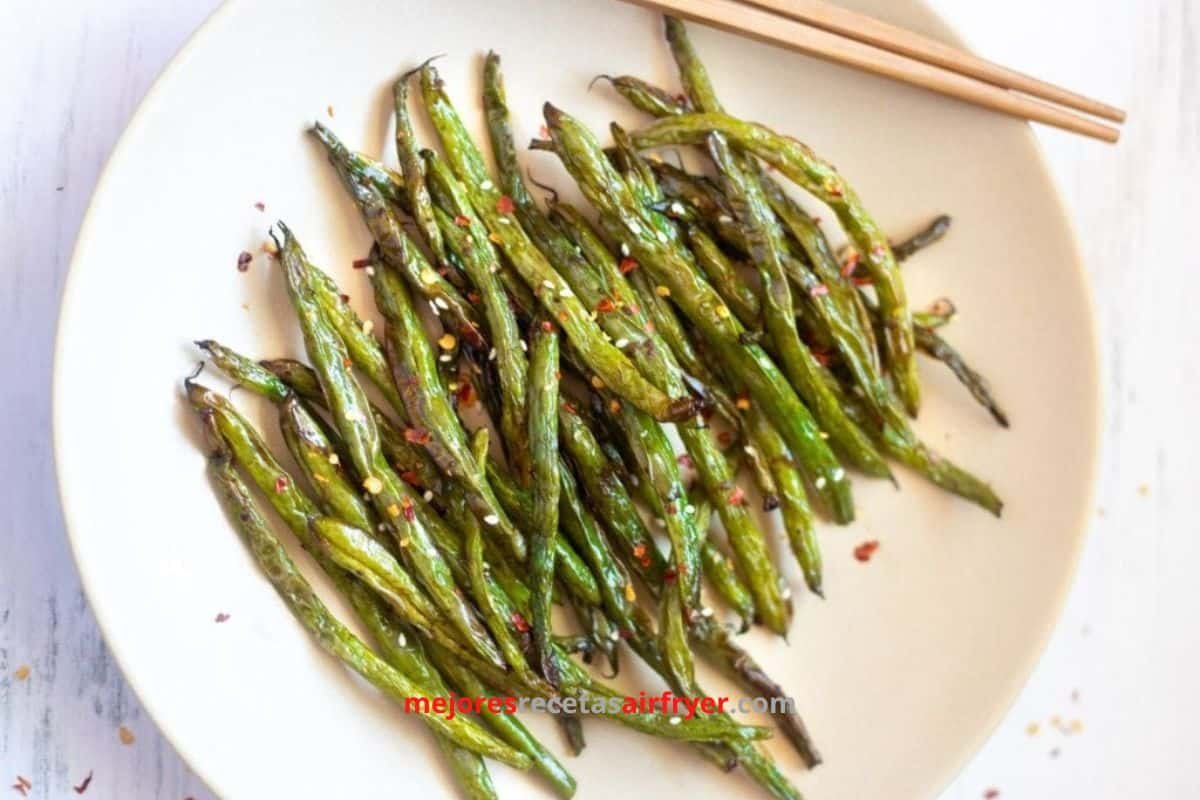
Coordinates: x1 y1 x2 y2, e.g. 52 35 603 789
50 0 1102 797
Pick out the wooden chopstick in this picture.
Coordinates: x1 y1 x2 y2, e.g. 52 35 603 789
619 0 1122 143
741 0 1125 123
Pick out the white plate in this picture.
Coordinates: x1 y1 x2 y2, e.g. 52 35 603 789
53 0 1099 797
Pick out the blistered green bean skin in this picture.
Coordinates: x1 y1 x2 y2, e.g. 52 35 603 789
423 151 532 480
370 253 526 561
915 325 1009 427
311 122 485 348
273 224 497 662
685 226 760 327
194 408 530 769
707 135 888 479
418 65 696 424
545 105 853 522
393 77 448 271
528 320 562 685
631 110 921 416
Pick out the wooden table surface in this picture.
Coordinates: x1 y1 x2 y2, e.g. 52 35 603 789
2 1 1194 797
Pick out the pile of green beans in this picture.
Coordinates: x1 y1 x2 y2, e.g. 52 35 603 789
186 17 1007 800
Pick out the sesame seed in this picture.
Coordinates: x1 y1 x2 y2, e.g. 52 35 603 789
498 217 511 225
781 586 793 600
655 285 671 297
420 268 439 285
715 304 730 319
669 201 684 215
626 220 642 235
433 297 450 311
328 453 340 465
397 632 407 647
488 348 498 361
520 340 528 352
614 338 629 349
439 354 452 363
363 476 384 494
480 180 494 191
559 286 572 297
364 265 376 277
819 431 829 440
362 319 374 335
700 607 714 617
669 716 682 726
543 279 555 290
815 476 827 489
609 628 621 642
620 243 630 257
484 514 500 526
423 490 434 502
656 230 669 244
832 467 846 481
718 214 733 224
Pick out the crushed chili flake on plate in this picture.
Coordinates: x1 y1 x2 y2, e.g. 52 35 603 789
236 251 252 272
982 790 999 799
853 540 880 562
72 771 94 794
214 612 231 623
253 202 265 212
351 258 371 270
619 257 639 274
13 665 30 681
118 726 135 746
404 427 432 445
496 195 515 214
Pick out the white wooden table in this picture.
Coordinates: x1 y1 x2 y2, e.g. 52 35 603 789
2 1 1194 797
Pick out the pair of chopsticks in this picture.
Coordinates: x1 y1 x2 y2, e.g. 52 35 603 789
619 0 1124 143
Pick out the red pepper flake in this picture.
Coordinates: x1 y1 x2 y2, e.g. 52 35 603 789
540 319 555 333
118 726 135 746
352 258 371 270
871 244 887 258
214 612 231 623
539 124 550 139
632 543 647 561
663 568 678 584
496 195 515 214
735 391 751 410
728 486 747 506
456 381 476 408
983 790 1000 800
717 431 734 447
853 275 874 287
619 257 639 274
557 310 569 323
399 470 422 487
401 496 416 522
12 776 30 796
253 202 265 212
840 250 860 277
618 628 633 640
236 251 253 272
404 427 433 445
853 540 880 562
510 612 530 633
595 297 617 313
72 771 93 794
273 475 289 493
339 293 351 303
453 215 471 227
562 400 579 415
676 453 694 469
812 349 834 367
809 283 830 298
664 501 678 516
467 291 482 305
13 665 30 681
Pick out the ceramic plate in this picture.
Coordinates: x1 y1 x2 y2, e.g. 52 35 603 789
53 0 1099 797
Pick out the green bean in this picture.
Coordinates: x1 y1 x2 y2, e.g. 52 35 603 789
592 74 689 118
273 223 498 661
350 593 500 800
310 122 485 348
915 325 1009 427
418 65 697 424
423 151 532 480
745 407 822 597
631 111 921 416
370 250 526 561
528 319 563 685
193 405 530 769
556 404 668 586
545 104 854 523
698 535 757 633
685 225 760 327
707 134 888 478
392 76 449 271
428 646 577 799
893 214 951 262
914 297 956 329
485 461 605 608
692 617 822 770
